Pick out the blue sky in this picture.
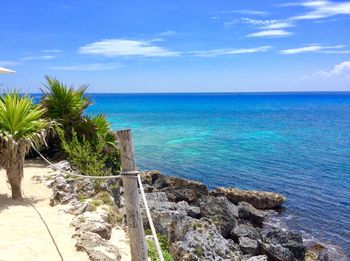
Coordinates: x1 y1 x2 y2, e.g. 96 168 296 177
0 0 350 92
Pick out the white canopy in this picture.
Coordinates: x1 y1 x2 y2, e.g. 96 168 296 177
0 67 16 74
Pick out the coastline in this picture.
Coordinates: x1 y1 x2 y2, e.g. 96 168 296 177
1 160 347 260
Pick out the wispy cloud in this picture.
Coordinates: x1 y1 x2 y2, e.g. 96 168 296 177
20 55 56 61
242 18 294 29
50 63 120 71
241 18 294 37
224 19 240 27
190 46 271 57
79 39 180 57
0 60 20 66
247 30 291 38
42 49 62 53
219 10 267 16
159 31 175 36
289 1 350 20
280 44 347 54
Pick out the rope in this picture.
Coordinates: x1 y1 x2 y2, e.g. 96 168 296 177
33 147 165 260
30 204 65 261
20 188 64 261
4 179 64 260
33 147 137 179
137 174 165 261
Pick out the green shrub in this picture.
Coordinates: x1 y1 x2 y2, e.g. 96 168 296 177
145 231 173 261
147 239 173 261
58 128 110 177
40 76 121 171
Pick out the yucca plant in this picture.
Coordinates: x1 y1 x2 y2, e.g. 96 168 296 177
87 114 117 148
40 75 91 136
0 91 49 199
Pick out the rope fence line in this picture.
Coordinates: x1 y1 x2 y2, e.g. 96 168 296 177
35 147 138 179
33 146 165 261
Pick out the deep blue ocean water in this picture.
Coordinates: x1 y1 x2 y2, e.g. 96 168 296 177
45 92 350 257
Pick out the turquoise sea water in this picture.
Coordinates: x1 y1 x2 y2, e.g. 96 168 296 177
84 93 350 256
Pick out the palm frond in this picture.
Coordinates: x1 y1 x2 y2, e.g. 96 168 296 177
0 91 50 150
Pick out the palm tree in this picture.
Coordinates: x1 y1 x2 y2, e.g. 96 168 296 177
0 91 49 199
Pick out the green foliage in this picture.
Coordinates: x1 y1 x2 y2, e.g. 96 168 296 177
146 232 173 261
58 128 110 177
94 191 114 206
194 246 203 257
0 91 49 146
40 75 90 129
40 76 121 174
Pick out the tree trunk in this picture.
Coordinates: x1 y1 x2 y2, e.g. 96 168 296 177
6 151 25 200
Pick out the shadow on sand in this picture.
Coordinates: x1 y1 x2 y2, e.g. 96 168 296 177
0 193 46 213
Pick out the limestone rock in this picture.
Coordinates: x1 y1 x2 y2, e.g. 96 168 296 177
165 176 208 197
244 255 268 261
72 211 112 240
31 175 44 183
239 237 259 255
211 187 285 209
170 219 242 261
161 187 197 203
49 160 72 172
238 202 265 226
260 229 306 261
141 192 201 236
231 224 262 242
140 170 161 185
74 178 95 198
64 200 90 215
304 243 329 261
197 196 238 238
75 231 121 261
259 242 295 261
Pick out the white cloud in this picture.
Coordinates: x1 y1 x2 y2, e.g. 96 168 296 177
50 63 120 71
304 61 350 90
262 21 294 29
291 1 350 20
312 61 350 78
21 55 56 61
190 46 271 57
242 18 294 29
247 30 291 38
0 60 20 66
280 45 347 54
242 18 276 26
79 39 180 57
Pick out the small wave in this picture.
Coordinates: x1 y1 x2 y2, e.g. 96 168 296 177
264 213 348 260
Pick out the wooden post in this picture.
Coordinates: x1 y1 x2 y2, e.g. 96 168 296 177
117 129 148 261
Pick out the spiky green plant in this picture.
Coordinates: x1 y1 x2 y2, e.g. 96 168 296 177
40 75 91 134
0 91 49 199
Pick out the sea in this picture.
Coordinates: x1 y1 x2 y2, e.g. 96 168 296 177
39 92 350 258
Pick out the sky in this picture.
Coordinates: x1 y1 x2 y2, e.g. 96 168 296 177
0 0 350 93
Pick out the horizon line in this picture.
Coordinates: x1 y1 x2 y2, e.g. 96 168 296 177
28 90 350 95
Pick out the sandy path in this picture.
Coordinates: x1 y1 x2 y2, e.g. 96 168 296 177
0 162 88 260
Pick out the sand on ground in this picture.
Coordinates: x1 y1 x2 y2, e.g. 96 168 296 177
0 161 131 261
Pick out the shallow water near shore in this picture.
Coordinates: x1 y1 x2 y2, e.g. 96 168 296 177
83 92 349 257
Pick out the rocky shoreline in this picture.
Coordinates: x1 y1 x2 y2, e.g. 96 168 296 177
140 170 330 261
41 161 335 261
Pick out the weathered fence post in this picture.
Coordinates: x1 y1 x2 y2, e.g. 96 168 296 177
117 129 148 261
